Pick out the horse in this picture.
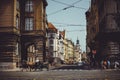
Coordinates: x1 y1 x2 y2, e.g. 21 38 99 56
20 61 49 71
34 61 49 71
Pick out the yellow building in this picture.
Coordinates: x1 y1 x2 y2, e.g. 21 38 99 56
64 39 74 64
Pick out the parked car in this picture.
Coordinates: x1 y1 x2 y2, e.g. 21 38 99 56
77 62 84 66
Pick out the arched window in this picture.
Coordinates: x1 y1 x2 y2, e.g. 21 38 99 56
25 0 33 12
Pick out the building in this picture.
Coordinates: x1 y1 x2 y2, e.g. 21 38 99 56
0 0 48 69
58 30 65 62
47 23 66 64
85 0 100 66
97 0 120 61
64 39 74 64
47 22 60 64
74 38 82 62
86 0 120 66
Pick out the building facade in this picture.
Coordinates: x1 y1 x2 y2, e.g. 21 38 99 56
0 0 48 69
47 22 60 63
97 0 120 61
74 39 82 62
58 30 65 62
64 39 74 64
86 0 120 66
85 0 100 66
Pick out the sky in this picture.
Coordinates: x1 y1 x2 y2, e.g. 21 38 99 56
46 0 90 52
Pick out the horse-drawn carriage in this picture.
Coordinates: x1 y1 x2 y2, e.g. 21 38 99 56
20 60 49 71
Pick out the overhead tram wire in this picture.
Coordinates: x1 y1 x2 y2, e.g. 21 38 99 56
54 24 85 27
48 6 74 16
50 0 87 10
51 22 84 25
48 0 87 16
66 30 86 32
72 0 82 5
48 9 64 16
50 22 86 27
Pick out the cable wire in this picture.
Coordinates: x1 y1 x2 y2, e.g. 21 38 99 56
51 0 87 10
67 30 86 32
50 22 86 26
48 0 87 16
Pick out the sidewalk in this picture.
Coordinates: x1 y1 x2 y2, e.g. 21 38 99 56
0 68 21 72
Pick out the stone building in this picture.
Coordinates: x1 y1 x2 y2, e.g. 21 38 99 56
97 0 120 61
86 0 120 65
0 0 48 69
85 0 100 65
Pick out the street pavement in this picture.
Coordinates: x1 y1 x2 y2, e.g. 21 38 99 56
0 65 120 80
0 69 120 80
0 64 120 80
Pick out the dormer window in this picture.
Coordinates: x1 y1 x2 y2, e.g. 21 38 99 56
25 0 33 12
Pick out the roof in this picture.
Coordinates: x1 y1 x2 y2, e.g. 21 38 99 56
48 22 57 32
59 30 65 38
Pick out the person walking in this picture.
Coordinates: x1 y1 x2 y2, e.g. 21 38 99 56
114 61 119 69
107 60 111 69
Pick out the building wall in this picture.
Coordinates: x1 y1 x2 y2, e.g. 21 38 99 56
86 0 120 64
86 0 99 51
64 39 74 64
86 0 100 64
0 0 20 69
0 0 48 69
97 0 120 61
58 30 65 61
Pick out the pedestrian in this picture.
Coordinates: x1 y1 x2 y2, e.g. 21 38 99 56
114 61 119 69
107 60 111 69
102 60 107 69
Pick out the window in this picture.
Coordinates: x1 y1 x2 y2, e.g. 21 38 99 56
27 45 35 53
49 34 54 39
25 0 33 12
16 43 19 55
16 0 20 10
50 40 53 44
25 18 33 30
16 16 19 29
49 46 53 51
